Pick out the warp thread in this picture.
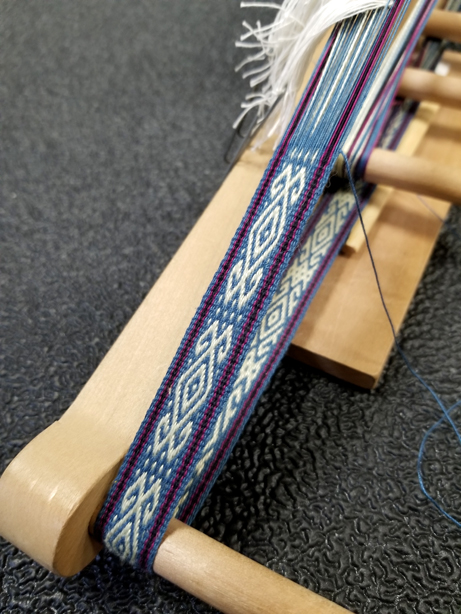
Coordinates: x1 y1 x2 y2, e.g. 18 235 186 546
94 0 458 572
95 1 412 570
340 0 440 176
234 0 393 146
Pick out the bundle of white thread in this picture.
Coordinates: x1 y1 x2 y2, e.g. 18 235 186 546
235 0 392 147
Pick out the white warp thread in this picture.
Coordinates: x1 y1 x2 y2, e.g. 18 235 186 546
235 0 392 147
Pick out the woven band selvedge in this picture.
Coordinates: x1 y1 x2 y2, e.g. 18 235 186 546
95 1 414 570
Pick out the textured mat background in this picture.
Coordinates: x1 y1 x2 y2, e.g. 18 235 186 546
1 1 461 612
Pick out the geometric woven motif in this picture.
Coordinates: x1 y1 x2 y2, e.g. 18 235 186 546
95 0 413 571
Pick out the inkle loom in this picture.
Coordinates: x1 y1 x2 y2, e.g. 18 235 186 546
1 1 461 613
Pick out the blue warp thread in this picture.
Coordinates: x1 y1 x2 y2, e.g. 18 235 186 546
95 5 412 570
95 0 461 571
93 0 461 571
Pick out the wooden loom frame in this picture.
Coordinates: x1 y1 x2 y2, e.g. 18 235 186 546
291 52 461 387
1 8 461 614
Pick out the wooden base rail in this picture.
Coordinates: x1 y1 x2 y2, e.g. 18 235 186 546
0 33 354 613
289 51 461 389
0 128 353 612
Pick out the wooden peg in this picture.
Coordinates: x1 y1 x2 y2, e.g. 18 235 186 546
398 67 461 108
343 99 440 254
364 147 461 203
155 519 350 614
424 8 461 43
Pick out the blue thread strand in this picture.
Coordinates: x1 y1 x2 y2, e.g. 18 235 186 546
417 400 461 529
416 195 461 243
341 150 461 527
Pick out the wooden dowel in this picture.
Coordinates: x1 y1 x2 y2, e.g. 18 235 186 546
398 67 461 108
365 148 461 203
154 519 350 614
424 9 461 43
343 99 440 255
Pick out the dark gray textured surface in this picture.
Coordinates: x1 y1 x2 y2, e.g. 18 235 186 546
1 2 461 612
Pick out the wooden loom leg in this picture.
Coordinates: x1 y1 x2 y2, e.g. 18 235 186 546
0 32 352 614
0 423 353 614
0 139 353 612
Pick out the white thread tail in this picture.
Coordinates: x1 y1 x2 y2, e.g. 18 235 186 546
236 0 391 147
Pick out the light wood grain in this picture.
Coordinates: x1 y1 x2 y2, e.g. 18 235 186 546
289 192 450 388
0 34 351 614
344 53 461 254
290 54 461 388
399 67 461 108
155 520 350 614
0 136 350 614
343 99 440 254
0 139 272 576
425 8 461 43
365 147 461 203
